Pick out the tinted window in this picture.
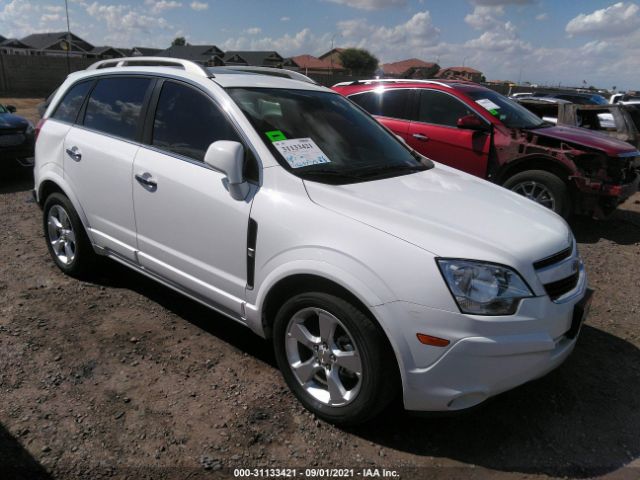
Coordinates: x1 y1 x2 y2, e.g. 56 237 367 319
152 81 241 162
84 77 151 140
52 81 92 123
418 90 476 127
349 89 410 120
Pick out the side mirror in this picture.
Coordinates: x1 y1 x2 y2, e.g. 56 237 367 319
6 105 16 113
204 140 250 201
457 114 488 131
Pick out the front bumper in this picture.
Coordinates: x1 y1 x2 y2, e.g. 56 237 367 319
374 279 591 412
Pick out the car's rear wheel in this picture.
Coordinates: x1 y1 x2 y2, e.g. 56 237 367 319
273 292 397 425
43 193 96 278
503 170 571 218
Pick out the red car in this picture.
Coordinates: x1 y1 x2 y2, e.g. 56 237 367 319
332 79 640 218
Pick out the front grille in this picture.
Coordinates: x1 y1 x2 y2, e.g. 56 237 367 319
543 271 579 300
533 247 572 269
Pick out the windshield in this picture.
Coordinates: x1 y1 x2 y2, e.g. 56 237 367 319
464 89 545 129
227 88 430 184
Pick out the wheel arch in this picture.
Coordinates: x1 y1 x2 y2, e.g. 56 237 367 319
37 174 93 243
495 155 575 185
259 272 403 392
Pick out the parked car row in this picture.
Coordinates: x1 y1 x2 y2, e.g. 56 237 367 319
333 79 639 218
0 103 35 167
33 58 597 425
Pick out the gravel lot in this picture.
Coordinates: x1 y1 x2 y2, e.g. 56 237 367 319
1 99 639 480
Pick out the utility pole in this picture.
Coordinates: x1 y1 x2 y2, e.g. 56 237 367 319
64 0 71 74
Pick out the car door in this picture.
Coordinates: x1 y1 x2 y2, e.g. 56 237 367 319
348 89 411 141
63 76 153 260
407 89 491 178
133 80 257 317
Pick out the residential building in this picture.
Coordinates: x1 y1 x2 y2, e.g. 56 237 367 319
223 50 297 68
157 44 225 66
436 66 484 83
381 58 440 78
21 31 93 57
0 38 33 55
289 54 344 74
318 48 346 69
132 46 162 57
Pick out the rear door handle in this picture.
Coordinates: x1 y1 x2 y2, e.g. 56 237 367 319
65 146 82 161
412 133 429 142
135 173 157 189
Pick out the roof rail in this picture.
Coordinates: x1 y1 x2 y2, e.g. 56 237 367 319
209 65 317 84
87 57 212 78
333 78 452 88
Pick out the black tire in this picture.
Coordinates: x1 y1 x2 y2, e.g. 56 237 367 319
43 192 97 278
273 292 397 426
502 169 571 218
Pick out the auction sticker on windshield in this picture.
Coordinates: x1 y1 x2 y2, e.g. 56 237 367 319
476 98 501 110
273 138 331 169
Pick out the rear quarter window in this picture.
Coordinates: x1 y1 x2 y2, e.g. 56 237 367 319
51 81 92 124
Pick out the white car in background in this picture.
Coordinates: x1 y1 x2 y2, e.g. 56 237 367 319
33 58 592 425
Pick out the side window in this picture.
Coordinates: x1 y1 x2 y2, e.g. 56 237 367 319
84 77 151 140
349 89 411 120
152 81 242 162
51 81 92 123
418 90 477 127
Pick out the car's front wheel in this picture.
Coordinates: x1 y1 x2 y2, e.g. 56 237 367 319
503 170 571 218
273 292 397 425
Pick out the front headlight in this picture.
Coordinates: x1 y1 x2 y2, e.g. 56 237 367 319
437 259 534 315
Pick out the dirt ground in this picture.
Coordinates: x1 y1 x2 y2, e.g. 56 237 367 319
1 99 639 480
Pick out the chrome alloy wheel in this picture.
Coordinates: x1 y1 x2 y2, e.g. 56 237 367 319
47 205 77 265
285 307 363 407
511 181 556 210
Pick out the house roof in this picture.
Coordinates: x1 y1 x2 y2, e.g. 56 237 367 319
381 58 437 75
21 31 93 51
439 66 482 74
0 35 5 43
133 46 162 56
91 46 125 56
1 38 32 49
223 51 284 66
318 48 345 60
157 44 224 62
290 54 344 71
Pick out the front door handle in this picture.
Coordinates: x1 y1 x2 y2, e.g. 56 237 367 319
65 146 82 161
412 133 429 142
135 173 157 189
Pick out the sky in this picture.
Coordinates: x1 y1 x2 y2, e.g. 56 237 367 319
1 0 639 89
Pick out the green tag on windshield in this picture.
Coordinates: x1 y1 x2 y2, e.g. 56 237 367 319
489 109 499 116
265 130 287 142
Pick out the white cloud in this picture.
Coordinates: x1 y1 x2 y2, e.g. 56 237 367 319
281 16 291 21
566 2 640 37
40 13 62 23
535 12 548 21
190 1 208 10
245 27 262 35
325 0 407 11
465 5 505 30
144 0 182 14
43 5 64 13
85 1 172 46
470 0 535 5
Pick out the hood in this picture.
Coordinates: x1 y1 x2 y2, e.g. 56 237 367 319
526 124 637 156
304 164 572 271
0 113 29 130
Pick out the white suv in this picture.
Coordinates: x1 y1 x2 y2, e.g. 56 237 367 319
34 58 592 425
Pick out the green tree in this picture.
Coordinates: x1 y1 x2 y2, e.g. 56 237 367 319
171 36 187 46
338 48 379 75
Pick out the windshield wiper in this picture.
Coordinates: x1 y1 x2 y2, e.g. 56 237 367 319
298 169 367 181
